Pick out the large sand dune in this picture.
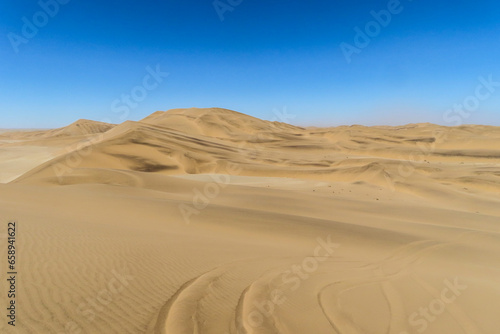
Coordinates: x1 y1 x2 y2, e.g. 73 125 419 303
0 108 499 333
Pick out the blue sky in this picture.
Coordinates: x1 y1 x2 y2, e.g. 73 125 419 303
1 0 500 128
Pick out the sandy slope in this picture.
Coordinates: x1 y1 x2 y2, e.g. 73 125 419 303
0 108 499 334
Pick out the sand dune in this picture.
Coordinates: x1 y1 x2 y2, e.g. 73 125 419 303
50 119 116 137
1 108 499 333
141 108 303 139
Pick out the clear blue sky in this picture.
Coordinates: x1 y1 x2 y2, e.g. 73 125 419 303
1 0 500 128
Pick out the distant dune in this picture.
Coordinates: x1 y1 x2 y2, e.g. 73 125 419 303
50 119 116 137
0 108 499 333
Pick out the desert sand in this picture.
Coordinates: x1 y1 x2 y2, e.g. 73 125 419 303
0 108 499 334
